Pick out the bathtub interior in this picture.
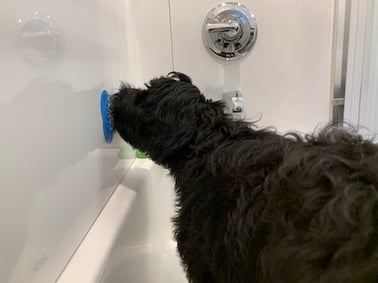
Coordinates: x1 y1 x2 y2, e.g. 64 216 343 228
100 159 188 283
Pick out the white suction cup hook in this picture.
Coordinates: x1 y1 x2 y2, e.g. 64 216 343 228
203 2 257 61
17 11 64 64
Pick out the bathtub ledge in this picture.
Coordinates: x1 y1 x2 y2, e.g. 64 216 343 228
56 167 137 283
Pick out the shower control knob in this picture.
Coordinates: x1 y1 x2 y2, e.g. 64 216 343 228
203 2 257 60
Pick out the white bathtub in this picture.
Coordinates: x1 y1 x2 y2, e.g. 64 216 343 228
57 159 188 283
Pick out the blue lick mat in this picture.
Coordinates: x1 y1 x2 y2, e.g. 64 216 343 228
100 90 114 143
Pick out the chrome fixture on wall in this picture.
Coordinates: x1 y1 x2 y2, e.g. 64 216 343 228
223 91 244 120
17 12 64 64
202 2 257 60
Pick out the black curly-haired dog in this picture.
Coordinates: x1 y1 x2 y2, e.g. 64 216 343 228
111 72 378 283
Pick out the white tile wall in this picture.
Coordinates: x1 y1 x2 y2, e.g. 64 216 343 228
0 0 336 282
124 0 173 85
169 0 335 132
0 0 133 282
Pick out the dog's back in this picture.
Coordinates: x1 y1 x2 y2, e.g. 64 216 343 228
257 127 378 282
112 73 378 283
172 125 378 283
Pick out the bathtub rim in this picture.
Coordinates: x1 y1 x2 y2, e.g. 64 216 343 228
55 159 154 283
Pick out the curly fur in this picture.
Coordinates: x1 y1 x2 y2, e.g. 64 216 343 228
112 72 378 283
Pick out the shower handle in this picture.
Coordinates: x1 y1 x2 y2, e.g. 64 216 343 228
205 20 241 41
206 21 240 36
202 2 257 60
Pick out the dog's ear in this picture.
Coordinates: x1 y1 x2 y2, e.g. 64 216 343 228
144 72 192 90
167 72 192 83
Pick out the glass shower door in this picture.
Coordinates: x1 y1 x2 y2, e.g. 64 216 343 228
358 0 378 139
345 0 378 141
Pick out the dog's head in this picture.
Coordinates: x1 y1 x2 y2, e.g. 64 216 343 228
111 72 225 168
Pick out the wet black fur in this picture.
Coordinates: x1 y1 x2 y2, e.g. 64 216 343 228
112 72 378 283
